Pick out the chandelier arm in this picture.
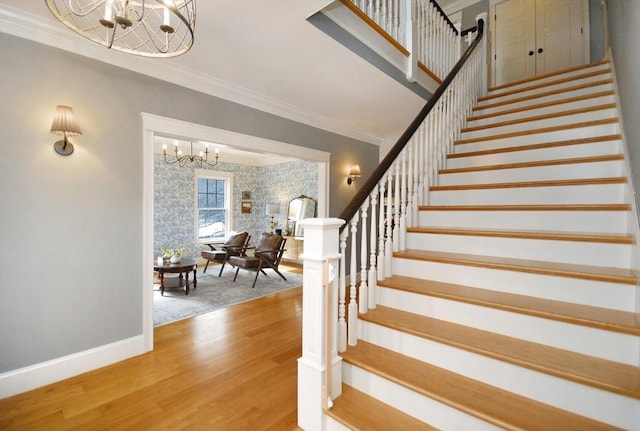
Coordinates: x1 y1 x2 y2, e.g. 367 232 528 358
106 21 117 49
136 0 146 22
65 0 107 17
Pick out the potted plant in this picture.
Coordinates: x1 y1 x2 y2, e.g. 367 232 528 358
161 246 189 264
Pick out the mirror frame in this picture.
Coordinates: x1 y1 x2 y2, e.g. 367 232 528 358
286 195 317 237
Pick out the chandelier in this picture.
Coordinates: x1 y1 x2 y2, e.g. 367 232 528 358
45 0 196 57
163 141 220 168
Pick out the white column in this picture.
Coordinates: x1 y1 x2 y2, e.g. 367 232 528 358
297 218 345 431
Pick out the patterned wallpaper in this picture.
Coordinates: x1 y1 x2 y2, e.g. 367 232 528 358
154 154 318 259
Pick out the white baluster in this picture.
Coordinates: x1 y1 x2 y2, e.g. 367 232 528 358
348 213 359 346
369 185 378 309
359 198 369 315
392 161 400 252
377 180 386 281
385 172 393 275
399 151 407 251
338 228 348 353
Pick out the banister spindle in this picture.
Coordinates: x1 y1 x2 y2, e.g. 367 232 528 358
377 180 386 281
359 198 369 314
348 213 359 346
392 161 400 252
369 185 378 309
385 171 393 275
338 228 348 352
399 151 407 251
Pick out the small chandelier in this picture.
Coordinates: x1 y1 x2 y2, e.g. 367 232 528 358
163 141 220 168
45 0 196 57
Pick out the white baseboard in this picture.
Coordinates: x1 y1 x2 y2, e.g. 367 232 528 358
0 335 145 399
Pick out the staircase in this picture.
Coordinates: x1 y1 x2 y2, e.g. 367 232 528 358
327 61 640 430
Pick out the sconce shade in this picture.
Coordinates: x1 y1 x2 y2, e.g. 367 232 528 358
349 164 362 178
50 105 82 156
347 164 362 185
50 105 82 137
266 204 280 216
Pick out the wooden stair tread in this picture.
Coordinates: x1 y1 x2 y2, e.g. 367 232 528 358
379 275 640 336
468 90 615 122
361 304 640 398
455 118 619 146
448 134 621 159
419 203 631 211
474 79 614 112
407 226 634 244
479 69 612 102
488 60 610 92
327 384 437 431
341 341 621 431
393 249 638 285
440 154 624 174
430 176 627 191
462 103 616 133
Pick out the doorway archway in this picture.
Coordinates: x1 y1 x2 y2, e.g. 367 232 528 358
142 113 330 351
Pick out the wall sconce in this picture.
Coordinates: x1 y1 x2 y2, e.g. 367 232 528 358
347 164 362 185
266 203 280 233
50 105 82 156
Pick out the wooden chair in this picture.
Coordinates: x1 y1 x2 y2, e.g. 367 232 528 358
201 231 251 276
228 233 287 288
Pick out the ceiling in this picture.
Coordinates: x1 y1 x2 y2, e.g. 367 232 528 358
0 0 467 164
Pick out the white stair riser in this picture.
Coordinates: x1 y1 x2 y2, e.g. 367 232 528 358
342 363 501 431
479 74 613 106
376 286 640 364
417 210 630 234
473 83 614 116
325 416 351 431
405 232 631 267
359 321 640 431
438 160 624 185
487 64 611 95
391 258 637 312
467 94 616 127
428 183 627 205
460 109 618 140
455 123 620 153
447 140 622 169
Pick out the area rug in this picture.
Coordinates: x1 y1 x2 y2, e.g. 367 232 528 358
154 264 303 326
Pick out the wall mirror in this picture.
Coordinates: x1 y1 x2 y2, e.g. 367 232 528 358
286 195 317 237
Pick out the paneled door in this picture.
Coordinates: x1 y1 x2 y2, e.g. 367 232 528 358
491 0 588 86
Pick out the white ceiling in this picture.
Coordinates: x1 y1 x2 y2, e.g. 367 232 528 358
0 0 471 165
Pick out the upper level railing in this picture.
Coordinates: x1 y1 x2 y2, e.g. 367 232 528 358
297 16 487 430
345 0 460 82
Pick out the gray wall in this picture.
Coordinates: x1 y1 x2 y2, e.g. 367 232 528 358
607 0 640 212
0 33 378 373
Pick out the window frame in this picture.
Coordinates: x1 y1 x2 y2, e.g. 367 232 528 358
194 169 233 244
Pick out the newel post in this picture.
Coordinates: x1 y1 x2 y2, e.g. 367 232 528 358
297 218 345 431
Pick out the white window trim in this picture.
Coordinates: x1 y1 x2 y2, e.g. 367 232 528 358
194 169 234 244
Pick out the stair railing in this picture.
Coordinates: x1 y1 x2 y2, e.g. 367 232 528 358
345 0 460 81
297 16 486 430
338 15 486 350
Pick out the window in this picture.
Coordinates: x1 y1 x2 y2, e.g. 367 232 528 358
196 170 233 242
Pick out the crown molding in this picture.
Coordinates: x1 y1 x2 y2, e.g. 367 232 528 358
0 4 383 146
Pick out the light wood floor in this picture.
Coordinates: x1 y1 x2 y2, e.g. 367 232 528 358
0 283 304 430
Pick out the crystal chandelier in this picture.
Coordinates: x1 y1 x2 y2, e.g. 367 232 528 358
45 0 196 57
163 141 220 168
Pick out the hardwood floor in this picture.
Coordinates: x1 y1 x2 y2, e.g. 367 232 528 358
0 286 304 430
